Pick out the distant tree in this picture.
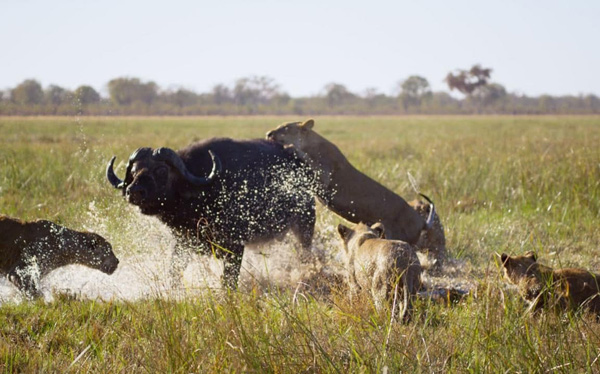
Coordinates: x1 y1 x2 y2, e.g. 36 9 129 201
538 95 556 113
471 83 507 108
323 83 355 107
233 76 282 107
362 88 392 110
445 65 492 96
11 79 44 105
363 87 379 100
211 84 232 105
363 87 380 108
74 85 101 105
166 88 198 107
426 91 461 113
430 91 457 105
232 78 257 106
108 77 157 105
44 85 71 105
398 75 432 110
583 94 600 112
271 92 291 107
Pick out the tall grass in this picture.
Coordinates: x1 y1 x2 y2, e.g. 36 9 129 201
1 115 599 372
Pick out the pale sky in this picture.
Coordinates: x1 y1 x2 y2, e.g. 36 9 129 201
1 0 599 97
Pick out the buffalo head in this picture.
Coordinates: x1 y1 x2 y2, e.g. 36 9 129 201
106 147 221 214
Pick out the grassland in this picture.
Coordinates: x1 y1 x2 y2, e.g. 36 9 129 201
1 115 599 372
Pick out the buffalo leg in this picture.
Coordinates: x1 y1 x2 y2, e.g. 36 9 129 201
169 239 194 289
222 247 243 290
292 202 316 260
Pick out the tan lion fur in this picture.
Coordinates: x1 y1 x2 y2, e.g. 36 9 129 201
0 215 119 298
499 251 600 316
338 222 422 323
267 119 440 249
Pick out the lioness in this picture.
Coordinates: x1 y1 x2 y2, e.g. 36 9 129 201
337 222 422 323
266 119 440 251
499 251 600 316
0 215 119 298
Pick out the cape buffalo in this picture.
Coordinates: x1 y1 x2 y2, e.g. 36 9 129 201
0 215 119 298
106 137 316 289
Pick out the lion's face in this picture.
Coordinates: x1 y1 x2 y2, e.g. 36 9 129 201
500 251 538 285
337 222 385 253
266 119 314 149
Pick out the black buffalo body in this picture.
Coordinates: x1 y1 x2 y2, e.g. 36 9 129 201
107 138 316 288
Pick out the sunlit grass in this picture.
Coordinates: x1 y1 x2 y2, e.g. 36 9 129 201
1 115 599 372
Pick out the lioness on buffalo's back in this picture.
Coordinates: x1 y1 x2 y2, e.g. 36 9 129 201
107 137 316 289
338 222 422 323
266 119 446 262
0 215 119 298
499 251 600 317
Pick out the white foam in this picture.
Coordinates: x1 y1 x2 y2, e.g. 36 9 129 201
0 203 345 305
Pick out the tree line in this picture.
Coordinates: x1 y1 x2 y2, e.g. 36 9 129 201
1 65 599 115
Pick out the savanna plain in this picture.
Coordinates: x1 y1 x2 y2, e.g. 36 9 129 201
1 116 599 373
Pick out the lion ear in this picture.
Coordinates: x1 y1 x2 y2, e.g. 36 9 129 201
337 224 353 242
525 251 537 262
301 119 314 130
500 253 509 265
371 222 386 238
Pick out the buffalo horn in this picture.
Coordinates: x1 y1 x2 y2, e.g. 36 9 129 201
153 147 221 186
106 147 153 189
106 156 125 189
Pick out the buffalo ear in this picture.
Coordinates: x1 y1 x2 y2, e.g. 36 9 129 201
301 119 314 130
525 251 537 262
371 222 386 238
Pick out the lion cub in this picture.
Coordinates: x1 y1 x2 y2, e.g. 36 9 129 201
500 251 600 316
337 222 422 323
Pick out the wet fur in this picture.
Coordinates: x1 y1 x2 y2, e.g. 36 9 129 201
110 138 316 289
0 215 119 298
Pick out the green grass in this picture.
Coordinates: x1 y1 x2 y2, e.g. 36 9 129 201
1 115 600 372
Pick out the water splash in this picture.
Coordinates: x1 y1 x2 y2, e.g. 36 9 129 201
0 201 346 304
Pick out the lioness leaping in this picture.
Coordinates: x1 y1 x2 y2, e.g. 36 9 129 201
266 119 445 262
